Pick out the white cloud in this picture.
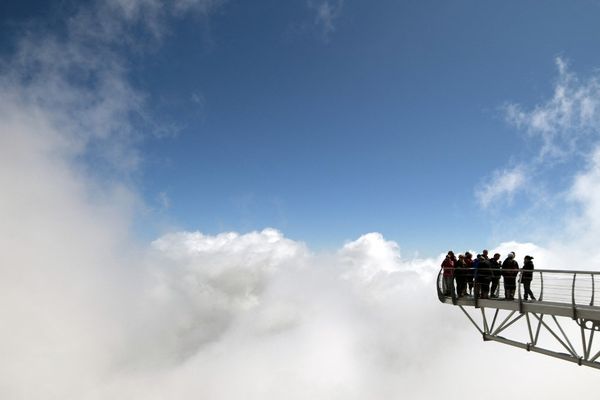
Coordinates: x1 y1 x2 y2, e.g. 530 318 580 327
476 166 526 208
476 58 600 270
569 147 600 224
309 0 344 40
479 58 600 209
554 145 600 265
478 58 600 268
103 0 224 38
506 57 600 160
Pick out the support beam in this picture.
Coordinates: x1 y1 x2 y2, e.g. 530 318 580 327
459 305 483 335
483 335 600 370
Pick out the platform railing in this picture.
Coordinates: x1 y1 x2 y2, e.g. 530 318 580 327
437 267 600 311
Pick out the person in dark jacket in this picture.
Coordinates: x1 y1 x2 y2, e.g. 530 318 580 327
441 251 456 296
489 253 502 298
482 249 489 260
502 252 519 300
521 255 536 301
464 252 474 295
455 254 467 297
477 255 492 299
472 254 482 298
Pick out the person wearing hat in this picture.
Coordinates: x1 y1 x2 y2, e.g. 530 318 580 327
502 252 519 300
522 255 536 301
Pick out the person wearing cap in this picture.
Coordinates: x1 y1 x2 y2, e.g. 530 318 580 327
502 252 519 300
522 255 536 301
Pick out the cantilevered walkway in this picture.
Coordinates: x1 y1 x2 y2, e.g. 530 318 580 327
437 268 600 370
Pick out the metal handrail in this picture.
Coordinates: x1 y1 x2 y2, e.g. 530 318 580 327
572 273 577 319
529 268 600 275
437 267 600 310
540 271 544 301
592 275 595 307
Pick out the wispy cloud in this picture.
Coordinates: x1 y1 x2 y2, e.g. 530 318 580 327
307 0 344 41
478 58 600 209
284 1 344 44
476 166 527 209
476 57 600 267
562 147 600 260
506 57 600 160
106 0 225 39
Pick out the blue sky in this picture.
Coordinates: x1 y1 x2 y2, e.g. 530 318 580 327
4 0 600 256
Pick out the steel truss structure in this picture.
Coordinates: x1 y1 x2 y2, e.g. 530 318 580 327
437 268 600 370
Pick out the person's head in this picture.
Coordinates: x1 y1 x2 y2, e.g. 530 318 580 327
447 250 455 258
525 255 534 261
465 252 472 259
508 252 515 259
493 253 500 260
483 249 489 257
459 254 465 260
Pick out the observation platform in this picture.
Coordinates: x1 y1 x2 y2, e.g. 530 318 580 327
437 268 600 370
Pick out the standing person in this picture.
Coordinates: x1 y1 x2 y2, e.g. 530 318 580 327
455 254 467 297
473 254 482 298
441 251 456 297
482 249 489 260
465 252 474 295
478 255 491 299
502 252 519 300
522 255 536 301
489 253 502 298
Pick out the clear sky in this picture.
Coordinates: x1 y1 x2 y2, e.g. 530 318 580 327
3 1 600 255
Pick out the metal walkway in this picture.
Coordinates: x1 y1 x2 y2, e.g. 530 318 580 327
437 268 600 370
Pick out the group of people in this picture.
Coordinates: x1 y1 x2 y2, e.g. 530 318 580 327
441 250 536 301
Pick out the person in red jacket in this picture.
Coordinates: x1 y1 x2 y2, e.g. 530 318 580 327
441 251 456 296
